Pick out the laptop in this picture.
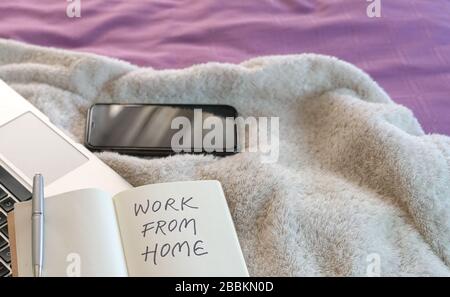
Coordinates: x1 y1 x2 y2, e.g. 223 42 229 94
0 79 131 276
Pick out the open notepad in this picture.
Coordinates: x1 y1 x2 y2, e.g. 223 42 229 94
9 180 248 276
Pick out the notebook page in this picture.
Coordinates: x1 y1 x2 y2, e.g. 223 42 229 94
13 188 128 276
113 180 248 276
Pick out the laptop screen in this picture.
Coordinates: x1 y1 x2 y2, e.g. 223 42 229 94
0 112 88 185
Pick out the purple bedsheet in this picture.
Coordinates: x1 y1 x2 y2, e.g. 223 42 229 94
0 0 449 135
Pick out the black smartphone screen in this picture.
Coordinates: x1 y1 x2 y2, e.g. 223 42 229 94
85 104 238 156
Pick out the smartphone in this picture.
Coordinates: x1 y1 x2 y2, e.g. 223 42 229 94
85 103 238 156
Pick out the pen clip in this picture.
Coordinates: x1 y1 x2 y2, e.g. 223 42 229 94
32 173 44 214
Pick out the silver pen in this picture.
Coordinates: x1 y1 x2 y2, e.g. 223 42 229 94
32 173 44 277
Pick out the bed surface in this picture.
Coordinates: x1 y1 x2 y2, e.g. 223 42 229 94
0 0 449 135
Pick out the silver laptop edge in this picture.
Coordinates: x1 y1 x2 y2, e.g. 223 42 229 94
0 79 131 276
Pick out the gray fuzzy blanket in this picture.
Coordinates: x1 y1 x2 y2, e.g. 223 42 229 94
1 39 449 276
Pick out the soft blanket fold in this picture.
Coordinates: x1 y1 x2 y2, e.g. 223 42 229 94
1 39 449 276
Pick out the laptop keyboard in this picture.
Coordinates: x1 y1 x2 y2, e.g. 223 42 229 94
0 165 32 277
